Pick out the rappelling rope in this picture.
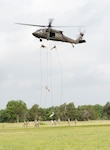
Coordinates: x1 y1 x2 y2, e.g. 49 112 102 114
39 42 63 109
47 41 53 106
55 48 63 106
39 47 42 106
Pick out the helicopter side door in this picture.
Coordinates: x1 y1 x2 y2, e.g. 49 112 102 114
49 32 55 39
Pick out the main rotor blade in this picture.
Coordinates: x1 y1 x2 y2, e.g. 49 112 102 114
52 25 85 28
15 23 48 27
15 23 84 28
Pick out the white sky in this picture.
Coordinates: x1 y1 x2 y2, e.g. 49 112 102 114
0 0 110 109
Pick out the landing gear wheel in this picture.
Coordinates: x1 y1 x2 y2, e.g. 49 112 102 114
40 39 42 42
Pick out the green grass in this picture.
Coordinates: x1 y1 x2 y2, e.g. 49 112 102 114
0 121 110 150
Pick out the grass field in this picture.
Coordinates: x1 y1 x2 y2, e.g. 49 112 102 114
0 121 110 150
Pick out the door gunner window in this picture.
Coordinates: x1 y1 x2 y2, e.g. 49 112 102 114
50 32 55 37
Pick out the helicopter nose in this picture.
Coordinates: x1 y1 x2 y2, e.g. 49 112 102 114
32 32 36 36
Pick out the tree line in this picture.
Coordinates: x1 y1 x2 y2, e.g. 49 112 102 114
0 100 110 123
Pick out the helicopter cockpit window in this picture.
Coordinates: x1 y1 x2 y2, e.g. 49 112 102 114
37 29 42 33
60 31 63 34
50 32 55 38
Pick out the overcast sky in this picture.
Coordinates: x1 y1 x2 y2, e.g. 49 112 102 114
0 0 110 109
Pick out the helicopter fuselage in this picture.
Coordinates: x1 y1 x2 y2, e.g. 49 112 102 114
32 28 81 44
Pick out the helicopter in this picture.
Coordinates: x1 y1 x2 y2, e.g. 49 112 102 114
16 19 86 47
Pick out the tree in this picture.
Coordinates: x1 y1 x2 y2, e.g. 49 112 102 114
66 102 76 120
6 100 27 122
59 103 67 121
28 104 39 121
103 102 110 119
0 109 7 122
93 104 103 119
38 107 46 121
77 105 96 121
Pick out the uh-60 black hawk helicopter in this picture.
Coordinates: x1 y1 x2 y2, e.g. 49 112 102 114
16 19 86 47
